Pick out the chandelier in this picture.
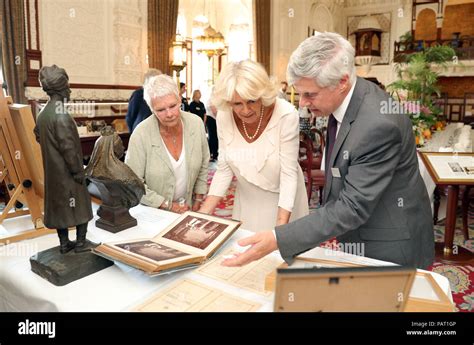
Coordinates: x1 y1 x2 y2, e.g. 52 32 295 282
195 25 226 59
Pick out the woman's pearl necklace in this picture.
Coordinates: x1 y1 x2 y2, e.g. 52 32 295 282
242 105 264 140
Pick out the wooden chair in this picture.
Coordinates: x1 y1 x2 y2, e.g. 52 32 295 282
463 93 474 124
434 92 448 120
449 103 464 122
299 132 325 204
310 127 325 170
299 129 325 169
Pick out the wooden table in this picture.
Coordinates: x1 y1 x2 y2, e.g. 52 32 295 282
419 152 474 264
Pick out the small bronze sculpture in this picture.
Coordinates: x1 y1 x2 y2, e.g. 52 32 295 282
34 65 95 253
85 126 145 232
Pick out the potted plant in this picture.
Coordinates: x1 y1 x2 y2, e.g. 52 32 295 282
398 31 414 51
387 45 456 146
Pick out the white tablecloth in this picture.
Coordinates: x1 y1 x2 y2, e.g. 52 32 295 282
419 123 473 153
418 154 437 213
0 204 452 312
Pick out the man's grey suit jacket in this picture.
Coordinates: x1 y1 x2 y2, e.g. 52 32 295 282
276 77 434 269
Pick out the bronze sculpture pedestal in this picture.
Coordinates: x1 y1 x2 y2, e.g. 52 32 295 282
96 204 137 233
30 245 113 286
89 177 142 233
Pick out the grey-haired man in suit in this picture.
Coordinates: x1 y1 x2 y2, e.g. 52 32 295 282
223 32 434 269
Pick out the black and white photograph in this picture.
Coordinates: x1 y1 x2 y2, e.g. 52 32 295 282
464 166 474 175
116 240 188 262
448 162 464 173
163 215 228 250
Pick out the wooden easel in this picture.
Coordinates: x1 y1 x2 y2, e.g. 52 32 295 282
0 92 53 244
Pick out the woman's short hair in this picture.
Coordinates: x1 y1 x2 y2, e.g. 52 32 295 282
143 74 180 110
212 60 277 111
143 68 162 84
287 32 356 89
192 89 201 101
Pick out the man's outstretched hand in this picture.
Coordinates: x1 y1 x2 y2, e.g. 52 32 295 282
221 230 278 267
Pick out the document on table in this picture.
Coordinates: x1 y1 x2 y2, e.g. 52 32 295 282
134 279 261 312
131 207 171 224
196 249 283 295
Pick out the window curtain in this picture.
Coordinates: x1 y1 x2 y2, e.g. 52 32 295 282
148 0 179 76
0 0 27 104
253 0 271 73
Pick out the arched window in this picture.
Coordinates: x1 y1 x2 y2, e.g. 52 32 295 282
415 9 437 41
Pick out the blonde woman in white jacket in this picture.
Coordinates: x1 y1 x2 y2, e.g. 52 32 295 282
199 60 308 232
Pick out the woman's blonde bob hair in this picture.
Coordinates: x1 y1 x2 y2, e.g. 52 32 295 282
212 60 277 111
192 89 201 101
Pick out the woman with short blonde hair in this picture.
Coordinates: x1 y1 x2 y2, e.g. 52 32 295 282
211 60 278 111
189 89 207 124
199 60 308 232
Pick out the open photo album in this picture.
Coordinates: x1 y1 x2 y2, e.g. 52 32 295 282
93 211 241 275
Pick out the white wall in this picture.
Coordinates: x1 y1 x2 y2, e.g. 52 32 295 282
40 0 148 85
270 0 346 82
26 0 148 101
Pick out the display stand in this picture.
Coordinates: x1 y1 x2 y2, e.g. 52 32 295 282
419 152 474 264
0 92 52 244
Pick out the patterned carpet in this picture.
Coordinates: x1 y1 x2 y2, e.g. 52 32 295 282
207 163 473 312
431 217 474 312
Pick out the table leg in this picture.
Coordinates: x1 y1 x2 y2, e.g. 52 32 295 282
444 185 458 254
461 186 471 240
435 184 474 264
433 187 440 225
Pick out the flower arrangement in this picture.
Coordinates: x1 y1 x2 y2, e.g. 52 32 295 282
388 42 456 146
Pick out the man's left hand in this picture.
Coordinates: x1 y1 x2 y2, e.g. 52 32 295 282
221 231 277 267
